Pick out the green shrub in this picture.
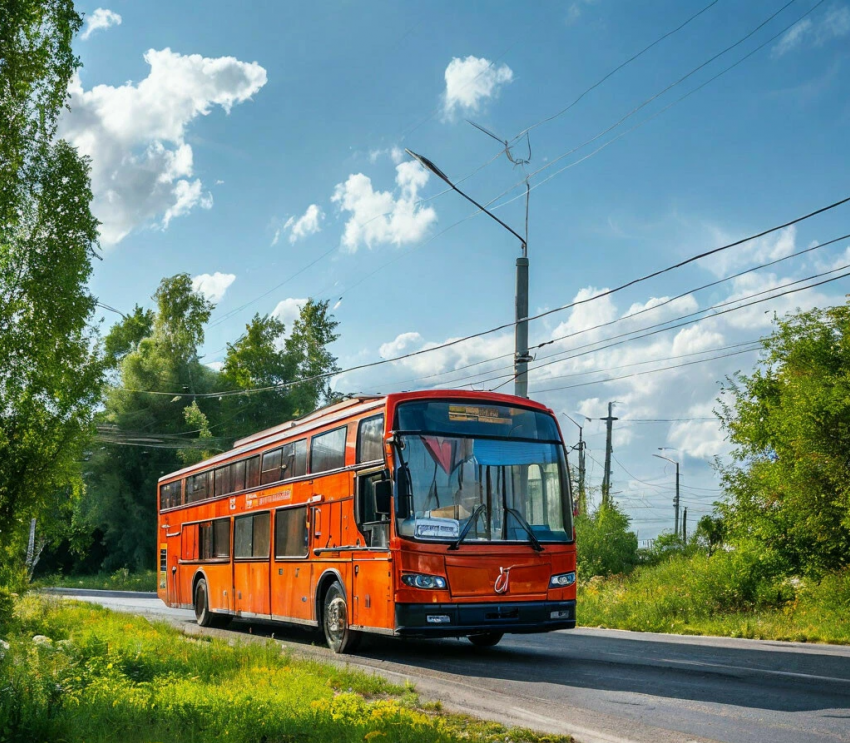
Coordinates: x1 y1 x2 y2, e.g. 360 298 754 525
579 550 850 644
0 597 571 743
576 503 638 578
0 588 15 636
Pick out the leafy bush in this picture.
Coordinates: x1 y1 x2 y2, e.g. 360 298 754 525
579 550 850 644
575 503 638 578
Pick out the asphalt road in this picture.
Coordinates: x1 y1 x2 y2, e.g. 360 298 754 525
58 593 850 743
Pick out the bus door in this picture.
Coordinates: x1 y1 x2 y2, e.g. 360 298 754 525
352 470 393 630
233 511 271 617
272 505 313 622
164 525 182 606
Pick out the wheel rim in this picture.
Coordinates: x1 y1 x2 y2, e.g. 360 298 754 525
325 595 347 647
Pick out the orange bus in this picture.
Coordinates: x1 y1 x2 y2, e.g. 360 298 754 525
157 390 576 652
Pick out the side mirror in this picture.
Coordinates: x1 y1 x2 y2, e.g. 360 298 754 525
374 480 392 516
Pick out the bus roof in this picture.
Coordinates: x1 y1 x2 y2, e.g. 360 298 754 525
157 389 555 483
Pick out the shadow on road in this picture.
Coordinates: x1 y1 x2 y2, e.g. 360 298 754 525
222 618 850 714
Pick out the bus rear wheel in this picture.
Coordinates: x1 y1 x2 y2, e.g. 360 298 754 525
194 578 230 629
467 632 504 648
322 582 361 654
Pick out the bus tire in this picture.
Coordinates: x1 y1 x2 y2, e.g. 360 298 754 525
322 582 361 654
193 577 231 628
467 631 504 648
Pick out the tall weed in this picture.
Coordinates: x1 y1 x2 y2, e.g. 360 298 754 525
0 598 569 743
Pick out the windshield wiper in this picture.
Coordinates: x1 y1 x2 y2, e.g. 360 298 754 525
504 507 544 552
448 503 488 551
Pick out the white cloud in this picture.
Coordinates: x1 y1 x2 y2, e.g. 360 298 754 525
271 228 281 247
81 8 122 40
192 272 236 303
58 48 267 246
271 298 307 336
369 146 404 164
772 5 850 57
205 360 224 372
566 0 599 25
332 161 437 253
379 332 424 359
772 19 813 56
698 225 797 277
283 204 324 243
442 55 513 119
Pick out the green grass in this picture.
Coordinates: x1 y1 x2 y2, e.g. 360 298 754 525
35 568 157 592
0 596 571 743
578 556 850 645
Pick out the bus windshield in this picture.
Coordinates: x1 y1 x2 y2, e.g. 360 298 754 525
394 402 573 545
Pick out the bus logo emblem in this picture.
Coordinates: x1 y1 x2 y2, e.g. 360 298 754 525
494 567 510 594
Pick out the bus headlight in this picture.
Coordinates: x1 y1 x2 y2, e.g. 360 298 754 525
401 573 447 590
549 572 576 588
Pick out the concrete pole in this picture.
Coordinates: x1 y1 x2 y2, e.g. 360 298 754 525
601 402 618 507
577 427 586 516
675 461 681 538
515 256 529 398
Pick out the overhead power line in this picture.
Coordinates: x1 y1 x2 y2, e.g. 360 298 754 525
489 0 807 206
528 345 758 394
481 260 850 391
512 0 723 141
115 199 850 400
366 230 850 391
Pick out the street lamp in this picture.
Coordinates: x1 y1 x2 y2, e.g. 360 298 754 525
405 149 532 398
653 449 680 537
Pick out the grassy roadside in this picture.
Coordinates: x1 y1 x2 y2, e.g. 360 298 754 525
577 558 850 645
0 596 570 743
34 569 157 593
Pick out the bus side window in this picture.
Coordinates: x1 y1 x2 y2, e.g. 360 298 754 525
311 427 347 473
246 456 260 489
357 416 384 464
261 449 283 485
181 523 199 560
275 506 308 558
356 470 390 548
234 512 270 558
231 460 246 492
199 522 213 560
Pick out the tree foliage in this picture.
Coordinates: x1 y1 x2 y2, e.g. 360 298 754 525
718 301 850 576
575 503 639 578
78 283 341 569
104 305 154 367
221 300 340 439
0 0 103 545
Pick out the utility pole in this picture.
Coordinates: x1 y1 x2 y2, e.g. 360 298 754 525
654 449 680 537
515 250 531 398
675 463 681 537
406 142 533 398
682 507 688 542
600 402 618 507
577 427 586 515
563 413 587 514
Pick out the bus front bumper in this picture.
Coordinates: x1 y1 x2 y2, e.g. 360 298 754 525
394 600 576 637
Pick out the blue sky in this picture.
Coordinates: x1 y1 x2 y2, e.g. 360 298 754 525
67 0 850 539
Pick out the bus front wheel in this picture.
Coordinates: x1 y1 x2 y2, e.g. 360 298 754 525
322 582 361 654
467 632 504 648
194 578 230 629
